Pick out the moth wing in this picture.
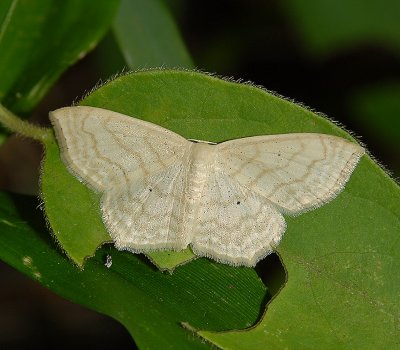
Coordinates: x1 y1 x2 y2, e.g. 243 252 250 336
217 133 364 215
50 106 189 191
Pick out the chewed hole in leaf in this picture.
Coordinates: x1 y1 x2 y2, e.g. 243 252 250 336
256 253 286 299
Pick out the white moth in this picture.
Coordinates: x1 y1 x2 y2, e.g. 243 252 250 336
50 106 364 266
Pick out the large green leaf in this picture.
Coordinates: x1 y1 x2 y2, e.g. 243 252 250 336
0 192 266 350
113 0 193 69
0 0 120 113
199 159 400 348
41 70 399 348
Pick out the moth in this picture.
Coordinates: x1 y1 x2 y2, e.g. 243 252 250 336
50 106 364 266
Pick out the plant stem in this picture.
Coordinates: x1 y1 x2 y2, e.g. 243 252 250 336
0 104 52 143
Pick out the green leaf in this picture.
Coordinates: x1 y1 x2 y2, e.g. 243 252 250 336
0 0 120 113
146 249 197 271
280 0 400 56
41 139 111 266
112 0 193 69
0 192 266 350
42 70 399 348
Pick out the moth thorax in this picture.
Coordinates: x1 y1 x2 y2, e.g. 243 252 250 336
186 143 217 201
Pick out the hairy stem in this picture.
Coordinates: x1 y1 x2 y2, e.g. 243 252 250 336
0 104 52 143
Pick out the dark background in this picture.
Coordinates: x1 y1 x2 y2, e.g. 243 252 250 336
1 0 399 348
